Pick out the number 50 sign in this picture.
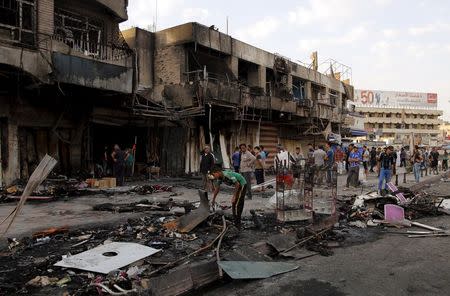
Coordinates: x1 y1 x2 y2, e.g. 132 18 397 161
359 90 374 104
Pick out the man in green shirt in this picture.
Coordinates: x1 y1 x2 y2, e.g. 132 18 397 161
208 170 247 228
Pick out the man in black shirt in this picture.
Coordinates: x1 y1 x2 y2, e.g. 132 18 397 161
369 147 377 172
200 146 215 191
111 144 126 186
429 147 439 175
377 146 395 195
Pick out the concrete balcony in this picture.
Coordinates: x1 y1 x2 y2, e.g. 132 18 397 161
49 36 134 93
380 128 441 135
365 117 442 125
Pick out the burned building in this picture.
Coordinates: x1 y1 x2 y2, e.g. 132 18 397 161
123 23 354 174
0 0 140 185
0 1 354 185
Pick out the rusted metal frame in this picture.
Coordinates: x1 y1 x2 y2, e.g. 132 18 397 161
215 216 227 277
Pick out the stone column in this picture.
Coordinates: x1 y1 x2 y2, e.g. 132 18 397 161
305 81 312 100
226 56 238 80
5 121 20 185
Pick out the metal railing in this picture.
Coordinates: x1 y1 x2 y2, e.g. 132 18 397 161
51 34 132 61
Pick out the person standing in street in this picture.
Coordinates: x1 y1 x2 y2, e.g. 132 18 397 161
200 145 215 192
102 145 110 176
291 146 304 186
400 148 407 167
335 145 345 175
423 148 430 175
313 145 327 186
345 144 354 173
369 147 377 172
111 144 126 186
412 145 423 183
239 143 256 200
231 147 241 172
253 146 265 191
346 145 361 189
307 143 315 166
377 146 395 195
124 148 134 177
429 147 439 175
443 150 448 171
260 145 268 160
362 145 370 178
209 169 247 229
325 142 335 186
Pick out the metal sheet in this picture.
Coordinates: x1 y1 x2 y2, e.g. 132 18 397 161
267 234 296 252
218 261 299 279
54 242 161 274
177 190 210 233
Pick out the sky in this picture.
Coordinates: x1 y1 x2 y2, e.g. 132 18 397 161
120 0 450 121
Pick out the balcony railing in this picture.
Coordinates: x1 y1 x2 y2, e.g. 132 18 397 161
51 34 132 61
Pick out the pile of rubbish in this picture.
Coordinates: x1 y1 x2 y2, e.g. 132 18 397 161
1 190 351 296
0 179 174 203
1 156 449 295
338 182 450 237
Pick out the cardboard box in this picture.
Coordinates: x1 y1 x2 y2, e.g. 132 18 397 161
86 177 117 188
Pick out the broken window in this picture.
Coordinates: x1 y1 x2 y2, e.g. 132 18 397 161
54 8 104 57
292 76 306 102
0 0 36 46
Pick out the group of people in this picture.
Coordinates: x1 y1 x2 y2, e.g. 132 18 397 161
102 144 135 186
341 144 449 194
411 146 448 182
199 142 449 228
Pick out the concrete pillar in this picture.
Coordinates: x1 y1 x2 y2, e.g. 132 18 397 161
248 65 266 93
5 121 20 185
305 81 312 100
287 74 292 90
227 56 238 80
258 65 266 91
324 87 330 101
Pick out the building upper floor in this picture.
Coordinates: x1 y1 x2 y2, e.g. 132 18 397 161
365 122 441 132
0 0 133 93
123 23 354 123
356 106 443 125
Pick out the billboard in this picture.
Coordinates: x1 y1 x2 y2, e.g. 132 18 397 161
354 89 437 109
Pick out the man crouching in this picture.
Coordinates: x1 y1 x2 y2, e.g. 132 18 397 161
208 169 247 229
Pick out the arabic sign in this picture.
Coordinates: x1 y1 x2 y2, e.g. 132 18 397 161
354 89 437 108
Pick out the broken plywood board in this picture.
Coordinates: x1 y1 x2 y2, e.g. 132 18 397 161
1 154 57 236
219 261 299 279
54 242 160 274
148 260 220 296
177 190 210 233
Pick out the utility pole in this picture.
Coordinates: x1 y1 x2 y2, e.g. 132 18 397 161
226 16 229 35
155 0 158 31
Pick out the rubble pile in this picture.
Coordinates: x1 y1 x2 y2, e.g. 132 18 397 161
0 173 449 295
0 179 174 204
0 201 347 296
337 182 450 235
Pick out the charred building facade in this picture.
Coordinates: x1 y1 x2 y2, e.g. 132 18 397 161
0 0 133 185
123 23 354 174
0 1 353 185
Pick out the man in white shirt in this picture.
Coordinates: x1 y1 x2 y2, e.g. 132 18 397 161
274 144 290 170
313 145 327 185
